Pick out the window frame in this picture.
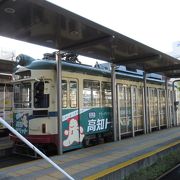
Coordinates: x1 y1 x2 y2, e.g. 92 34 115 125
83 79 100 107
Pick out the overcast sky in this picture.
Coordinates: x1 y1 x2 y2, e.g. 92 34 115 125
1 0 180 63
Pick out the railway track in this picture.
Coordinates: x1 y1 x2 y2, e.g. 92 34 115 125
0 154 34 169
0 130 9 138
0 136 34 168
157 164 180 180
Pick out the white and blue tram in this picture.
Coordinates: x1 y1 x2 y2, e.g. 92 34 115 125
10 53 179 154
0 73 13 134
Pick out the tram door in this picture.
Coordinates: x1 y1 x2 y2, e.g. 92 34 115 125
148 88 158 130
62 79 80 150
0 84 13 129
131 86 144 133
0 85 5 129
117 84 132 138
176 90 180 126
158 89 166 127
168 90 174 127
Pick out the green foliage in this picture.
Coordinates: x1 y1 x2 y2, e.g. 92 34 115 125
125 148 180 180
176 81 180 91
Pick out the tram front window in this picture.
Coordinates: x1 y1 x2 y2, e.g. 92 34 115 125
34 81 49 108
14 83 31 108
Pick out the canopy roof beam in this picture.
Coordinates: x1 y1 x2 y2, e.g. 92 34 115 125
62 35 112 51
167 73 180 78
115 54 161 65
146 64 180 73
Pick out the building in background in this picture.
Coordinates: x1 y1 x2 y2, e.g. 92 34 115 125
0 47 16 61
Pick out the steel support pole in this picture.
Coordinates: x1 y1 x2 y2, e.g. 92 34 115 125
165 78 169 128
111 64 117 141
172 88 175 127
117 84 121 140
131 86 135 137
173 80 179 126
56 51 63 155
143 72 147 134
142 87 146 133
169 91 172 127
147 87 151 132
3 85 5 120
157 90 161 130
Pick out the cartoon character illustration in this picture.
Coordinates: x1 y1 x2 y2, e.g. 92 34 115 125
63 118 84 147
21 114 28 128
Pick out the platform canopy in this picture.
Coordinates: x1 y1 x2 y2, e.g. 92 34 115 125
0 0 180 77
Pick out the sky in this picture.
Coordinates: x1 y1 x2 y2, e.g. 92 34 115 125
1 0 180 63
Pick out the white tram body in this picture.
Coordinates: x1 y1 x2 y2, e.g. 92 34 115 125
0 74 13 132
10 54 179 154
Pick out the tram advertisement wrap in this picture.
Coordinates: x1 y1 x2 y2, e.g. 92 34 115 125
13 112 29 135
62 107 112 150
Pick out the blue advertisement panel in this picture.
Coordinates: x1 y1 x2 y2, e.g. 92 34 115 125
13 112 29 135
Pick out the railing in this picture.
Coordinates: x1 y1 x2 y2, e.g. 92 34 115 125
0 117 75 180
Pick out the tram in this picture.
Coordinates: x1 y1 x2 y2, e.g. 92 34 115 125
0 74 13 134
10 53 179 155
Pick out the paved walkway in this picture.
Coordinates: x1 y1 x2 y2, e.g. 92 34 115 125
0 127 180 180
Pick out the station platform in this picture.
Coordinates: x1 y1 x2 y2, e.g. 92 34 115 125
0 127 180 180
0 136 13 157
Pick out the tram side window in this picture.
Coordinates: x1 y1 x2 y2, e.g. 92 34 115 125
0 85 4 108
83 80 100 107
0 85 13 109
14 83 31 108
5 85 13 109
34 81 49 108
159 89 166 124
136 87 143 115
102 82 112 106
159 89 166 112
70 81 77 108
151 88 158 114
62 80 67 108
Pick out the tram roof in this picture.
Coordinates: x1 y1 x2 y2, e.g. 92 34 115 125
0 0 180 78
0 58 16 74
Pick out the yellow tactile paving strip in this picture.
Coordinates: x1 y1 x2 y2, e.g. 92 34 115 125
0 127 180 180
84 140 180 180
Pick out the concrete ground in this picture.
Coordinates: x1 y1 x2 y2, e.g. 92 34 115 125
0 127 179 180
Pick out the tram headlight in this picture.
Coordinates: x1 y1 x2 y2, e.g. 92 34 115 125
42 123 46 133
